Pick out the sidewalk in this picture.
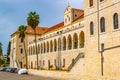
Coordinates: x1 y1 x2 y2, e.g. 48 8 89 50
28 69 120 80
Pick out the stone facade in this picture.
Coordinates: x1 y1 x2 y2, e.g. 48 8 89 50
10 0 120 78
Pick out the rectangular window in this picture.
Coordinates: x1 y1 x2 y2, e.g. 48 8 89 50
89 0 93 7
21 48 23 54
63 59 65 67
54 59 56 66
100 0 104 2
21 38 23 43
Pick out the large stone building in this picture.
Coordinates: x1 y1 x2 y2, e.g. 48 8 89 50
10 0 120 77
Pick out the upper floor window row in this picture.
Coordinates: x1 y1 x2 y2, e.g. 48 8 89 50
90 13 119 35
89 0 105 7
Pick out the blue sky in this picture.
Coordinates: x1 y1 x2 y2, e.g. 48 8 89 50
0 0 84 54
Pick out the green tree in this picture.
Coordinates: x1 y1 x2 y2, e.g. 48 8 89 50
0 42 3 56
27 11 39 70
18 25 28 69
6 41 11 63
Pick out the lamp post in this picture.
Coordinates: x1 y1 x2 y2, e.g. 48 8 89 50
57 31 62 70
101 43 104 76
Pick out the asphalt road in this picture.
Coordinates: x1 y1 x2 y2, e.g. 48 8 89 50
0 71 64 80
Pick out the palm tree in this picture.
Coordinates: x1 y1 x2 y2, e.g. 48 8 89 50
27 11 39 70
18 25 28 69
0 42 3 56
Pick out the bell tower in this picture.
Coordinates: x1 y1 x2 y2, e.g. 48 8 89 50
64 3 84 26
64 3 72 26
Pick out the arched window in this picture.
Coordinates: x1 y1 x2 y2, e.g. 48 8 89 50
50 40 53 52
73 33 78 49
100 17 105 32
44 42 46 53
89 0 93 7
20 48 23 54
67 35 72 50
58 38 61 51
47 41 49 53
54 39 57 52
90 22 94 35
41 43 43 54
38 44 40 54
62 59 65 67
79 31 85 48
113 13 119 29
63 36 66 50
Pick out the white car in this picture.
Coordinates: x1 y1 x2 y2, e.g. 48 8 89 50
18 69 28 74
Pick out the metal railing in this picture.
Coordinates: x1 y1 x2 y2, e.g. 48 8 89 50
68 52 84 71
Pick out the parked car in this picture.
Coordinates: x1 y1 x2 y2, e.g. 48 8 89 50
10 68 17 73
18 69 28 75
0 67 7 71
6 67 12 72
15 68 21 73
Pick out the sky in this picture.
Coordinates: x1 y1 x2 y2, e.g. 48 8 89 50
0 0 84 54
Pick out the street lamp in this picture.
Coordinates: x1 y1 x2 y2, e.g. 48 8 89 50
57 31 62 70
101 43 104 76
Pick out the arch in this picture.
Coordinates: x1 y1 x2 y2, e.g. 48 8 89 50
38 44 40 54
90 21 94 35
58 38 61 51
100 17 105 32
50 40 53 52
63 36 66 50
41 43 43 54
54 39 57 52
73 33 78 49
67 35 72 50
44 42 46 53
113 13 119 29
33 46 35 55
79 31 85 48
47 41 49 53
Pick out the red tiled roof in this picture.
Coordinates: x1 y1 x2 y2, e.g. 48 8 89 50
72 8 84 12
26 26 49 35
46 22 64 32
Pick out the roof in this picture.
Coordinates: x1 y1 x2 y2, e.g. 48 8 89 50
72 8 84 12
45 22 64 33
11 8 84 37
11 26 49 36
25 26 49 35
